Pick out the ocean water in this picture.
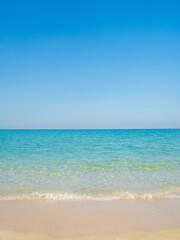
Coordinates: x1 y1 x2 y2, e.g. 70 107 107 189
0 129 180 201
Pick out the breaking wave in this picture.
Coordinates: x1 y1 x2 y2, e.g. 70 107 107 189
1 191 180 201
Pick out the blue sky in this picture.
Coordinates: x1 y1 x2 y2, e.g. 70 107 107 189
0 0 180 129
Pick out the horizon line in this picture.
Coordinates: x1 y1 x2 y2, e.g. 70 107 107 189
0 128 180 130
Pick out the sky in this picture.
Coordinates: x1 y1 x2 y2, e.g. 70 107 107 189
0 0 180 129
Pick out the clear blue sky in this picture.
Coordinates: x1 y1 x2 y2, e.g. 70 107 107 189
0 0 180 129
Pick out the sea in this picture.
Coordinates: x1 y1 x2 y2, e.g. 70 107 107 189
0 129 180 201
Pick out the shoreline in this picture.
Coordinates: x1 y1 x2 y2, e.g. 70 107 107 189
1 190 180 201
0 199 180 239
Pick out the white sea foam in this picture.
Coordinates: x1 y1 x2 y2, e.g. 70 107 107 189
0 191 180 201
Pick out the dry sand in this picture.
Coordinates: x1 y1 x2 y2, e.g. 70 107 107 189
0 199 180 239
1 227 180 240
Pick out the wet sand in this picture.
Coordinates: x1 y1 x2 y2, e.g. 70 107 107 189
0 199 180 239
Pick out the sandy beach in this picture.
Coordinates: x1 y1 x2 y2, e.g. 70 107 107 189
1 0 180 239
1 227 180 240
0 199 180 239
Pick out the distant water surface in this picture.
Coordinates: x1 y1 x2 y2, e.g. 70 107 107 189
0 129 180 200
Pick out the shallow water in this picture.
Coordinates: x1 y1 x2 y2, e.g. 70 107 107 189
0 129 180 200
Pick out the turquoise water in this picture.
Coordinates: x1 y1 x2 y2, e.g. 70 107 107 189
0 129 180 200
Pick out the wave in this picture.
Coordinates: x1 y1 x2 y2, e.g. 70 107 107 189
0 191 180 201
